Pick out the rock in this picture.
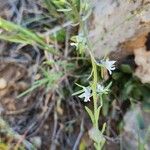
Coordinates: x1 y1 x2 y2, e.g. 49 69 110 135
109 25 150 83
122 104 150 150
134 47 150 83
89 0 150 57
0 78 7 90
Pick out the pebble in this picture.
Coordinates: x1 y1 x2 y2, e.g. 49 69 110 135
30 136 42 149
0 78 7 90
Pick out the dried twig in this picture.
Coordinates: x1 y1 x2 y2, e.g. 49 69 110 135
72 118 84 150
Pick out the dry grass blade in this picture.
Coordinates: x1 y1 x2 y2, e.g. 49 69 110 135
0 18 58 55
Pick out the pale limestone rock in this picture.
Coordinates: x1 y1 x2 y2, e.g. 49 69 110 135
122 104 150 150
134 48 150 83
90 0 150 57
0 78 7 90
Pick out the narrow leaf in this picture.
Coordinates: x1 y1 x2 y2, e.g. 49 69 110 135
85 106 94 124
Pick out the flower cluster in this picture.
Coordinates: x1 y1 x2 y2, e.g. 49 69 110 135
77 83 111 102
74 58 115 102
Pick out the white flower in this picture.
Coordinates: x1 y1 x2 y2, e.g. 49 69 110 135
78 87 91 102
98 59 116 75
97 84 109 95
97 84 105 93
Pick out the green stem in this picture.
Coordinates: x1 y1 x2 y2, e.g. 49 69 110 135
91 56 98 128
100 94 103 107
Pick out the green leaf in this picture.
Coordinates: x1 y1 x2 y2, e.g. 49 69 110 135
72 89 84 96
120 64 132 74
112 72 122 80
102 99 109 116
95 105 101 125
101 123 106 134
88 127 104 143
106 82 112 90
51 29 66 42
17 79 47 98
85 106 94 124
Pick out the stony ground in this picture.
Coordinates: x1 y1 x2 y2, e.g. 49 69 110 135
0 0 150 150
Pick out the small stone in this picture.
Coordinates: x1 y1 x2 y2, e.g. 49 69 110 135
0 78 7 90
35 74 41 80
122 104 150 149
30 136 42 149
44 125 49 130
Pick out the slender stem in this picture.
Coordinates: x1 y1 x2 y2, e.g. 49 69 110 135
80 3 99 129
75 1 103 149
91 56 98 128
100 94 103 107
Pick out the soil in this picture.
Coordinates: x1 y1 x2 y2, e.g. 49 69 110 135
0 0 150 150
